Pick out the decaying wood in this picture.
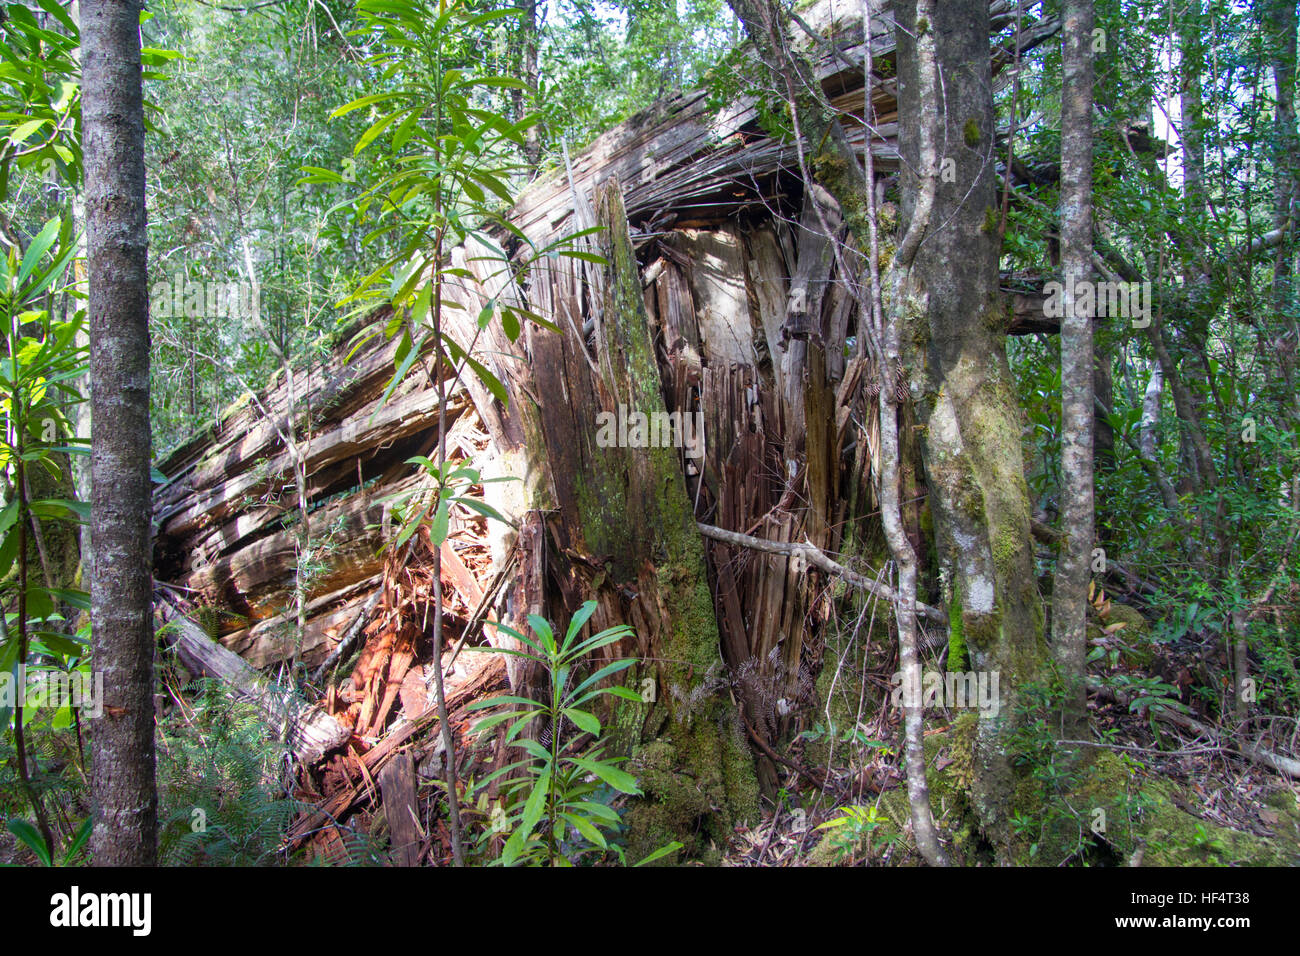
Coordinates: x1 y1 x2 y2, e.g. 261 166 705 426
149 3 1061 810
379 751 422 866
156 600 349 763
289 653 507 845
311 590 383 682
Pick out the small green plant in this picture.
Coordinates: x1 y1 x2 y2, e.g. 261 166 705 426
815 804 894 864
0 216 89 859
4 815 89 866
156 680 304 866
1006 679 1154 864
1187 822 1227 861
802 721 892 754
465 601 676 866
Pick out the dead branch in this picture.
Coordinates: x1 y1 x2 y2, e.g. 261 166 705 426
696 521 948 625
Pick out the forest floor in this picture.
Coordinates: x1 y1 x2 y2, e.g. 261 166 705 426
303 571 1300 867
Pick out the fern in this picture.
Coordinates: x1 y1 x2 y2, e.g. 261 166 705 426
156 680 302 866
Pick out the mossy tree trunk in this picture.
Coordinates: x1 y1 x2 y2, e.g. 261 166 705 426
729 0 1050 853
890 0 1048 847
475 180 760 861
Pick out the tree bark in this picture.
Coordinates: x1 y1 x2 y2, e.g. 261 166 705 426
889 0 1048 848
84 0 158 866
1052 0 1095 732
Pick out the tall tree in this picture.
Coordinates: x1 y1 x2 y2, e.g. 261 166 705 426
725 0 1053 859
1052 0 1095 730
83 0 158 865
887 0 1047 850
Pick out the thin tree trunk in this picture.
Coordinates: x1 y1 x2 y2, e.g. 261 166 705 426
1052 0 1095 732
863 0 946 867
521 0 540 166
84 0 158 866
1139 364 1162 461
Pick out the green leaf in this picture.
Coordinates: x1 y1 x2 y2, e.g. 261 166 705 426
575 684 643 706
557 250 608 265
440 334 508 407
514 765 550 847
393 508 423 550
8 117 47 147
29 498 89 523
379 330 423 408
633 841 683 867
564 600 598 651
429 496 450 545
568 757 641 795
48 587 89 608
355 107 409 155
466 694 546 711
410 280 433 325
501 307 520 341
6 819 51 866
331 92 404 118
452 496 509 525
513 737 552 762
0 499 19 541
469 170 515 203
466 75 528 91
525 613 555 652
500 827 529 867
61 817 92 865
466 620 545 656
17 217 59 287
560 811 607 849
36 0 79 35
470 707 538 734
562 707 601 736
462 353 507 406
567 659 636 701
32 632 84 659
573 800 620 824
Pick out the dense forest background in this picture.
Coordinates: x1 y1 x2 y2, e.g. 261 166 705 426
0 0 1297 870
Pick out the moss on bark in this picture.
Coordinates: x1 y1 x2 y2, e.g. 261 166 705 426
579 181 759 861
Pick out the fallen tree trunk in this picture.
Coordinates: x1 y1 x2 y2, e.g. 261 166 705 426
156 601 349 763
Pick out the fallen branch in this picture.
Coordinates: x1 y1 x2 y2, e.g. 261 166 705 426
156 599 349 764
695 521 948 625
1089 679 1300 780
